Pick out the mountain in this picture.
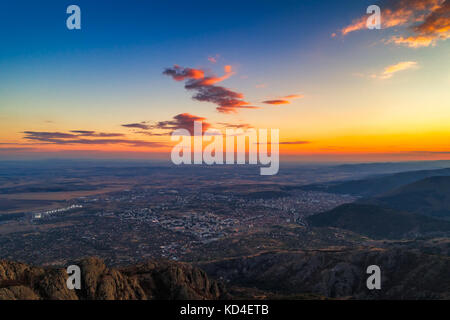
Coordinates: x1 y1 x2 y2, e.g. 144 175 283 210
297 167 450 197
331 160 450 175
200 248 450 299
362 176 450 219
3 248 450 300
307 203 450 239
0 257 226 300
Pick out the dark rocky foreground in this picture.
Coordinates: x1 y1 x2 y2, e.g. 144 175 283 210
200 248 450 299
1 247 450 300
0 257 226 300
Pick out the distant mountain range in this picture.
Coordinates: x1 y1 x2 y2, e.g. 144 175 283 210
307 172 450 239
307 203 450 239
299 167 450 197
362 176 450 220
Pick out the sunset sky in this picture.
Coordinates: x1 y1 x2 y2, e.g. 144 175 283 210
1 0 449 162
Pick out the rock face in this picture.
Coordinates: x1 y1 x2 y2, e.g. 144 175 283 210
199 248 450 299
0 258 226 300
2 249 449 300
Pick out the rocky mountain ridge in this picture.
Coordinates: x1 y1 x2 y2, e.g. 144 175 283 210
0 257 226 300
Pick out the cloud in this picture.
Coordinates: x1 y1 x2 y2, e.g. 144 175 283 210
70 130 95 135
121 122 151 130
70 130 125 137
163 65 259 113
208 55 219 63
341 17 368 36
0 147 36 151
277 141 311 145
136 131 168 137
262 99 291 105
340 0 449 47
216 122 253 129
162 65 205 81
22 131 166 148
387 35 437 47
128 113 212 136
256 140 311 145
377 61 419 79
150 113 212 135
341 0 443 35
415 1 450 35
262 94 304 105
129 115 253 136
283 94 304 99
22 131 125 139
409 150 450 154
388 0 450 47
23 131 77 139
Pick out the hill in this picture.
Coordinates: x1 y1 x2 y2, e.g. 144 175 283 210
307 203 450 239
297 167 450 197
363 176 450 219
0 257 225 300
200 248 450 299
3 249 450 300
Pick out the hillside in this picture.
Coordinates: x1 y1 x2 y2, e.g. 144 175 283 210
200 248 450 299
363 176 450 219
307 203 450 239
297 167 450 197
3 248 450 300
0 257 226 300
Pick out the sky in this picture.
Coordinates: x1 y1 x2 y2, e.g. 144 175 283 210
0 0 449 162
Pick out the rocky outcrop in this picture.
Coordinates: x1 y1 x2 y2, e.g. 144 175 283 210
199 248 450 299
3 249 448 300
0 257 226 300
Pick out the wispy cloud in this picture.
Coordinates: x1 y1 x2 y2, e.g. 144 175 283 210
150 113 211 135
216 122 253 129
340 0 449 47
70 130 124 137
22 131 166 148
262 100 291 105
262 94 304 105
208 54 220 63
277 140 311 145
256 140 311 145
375 61 419 79
163 65 259 113
23 131 77 139
387 0 450 47
0 147 36 152
125 115 255 136
121 122 151 130
409 150 450 154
